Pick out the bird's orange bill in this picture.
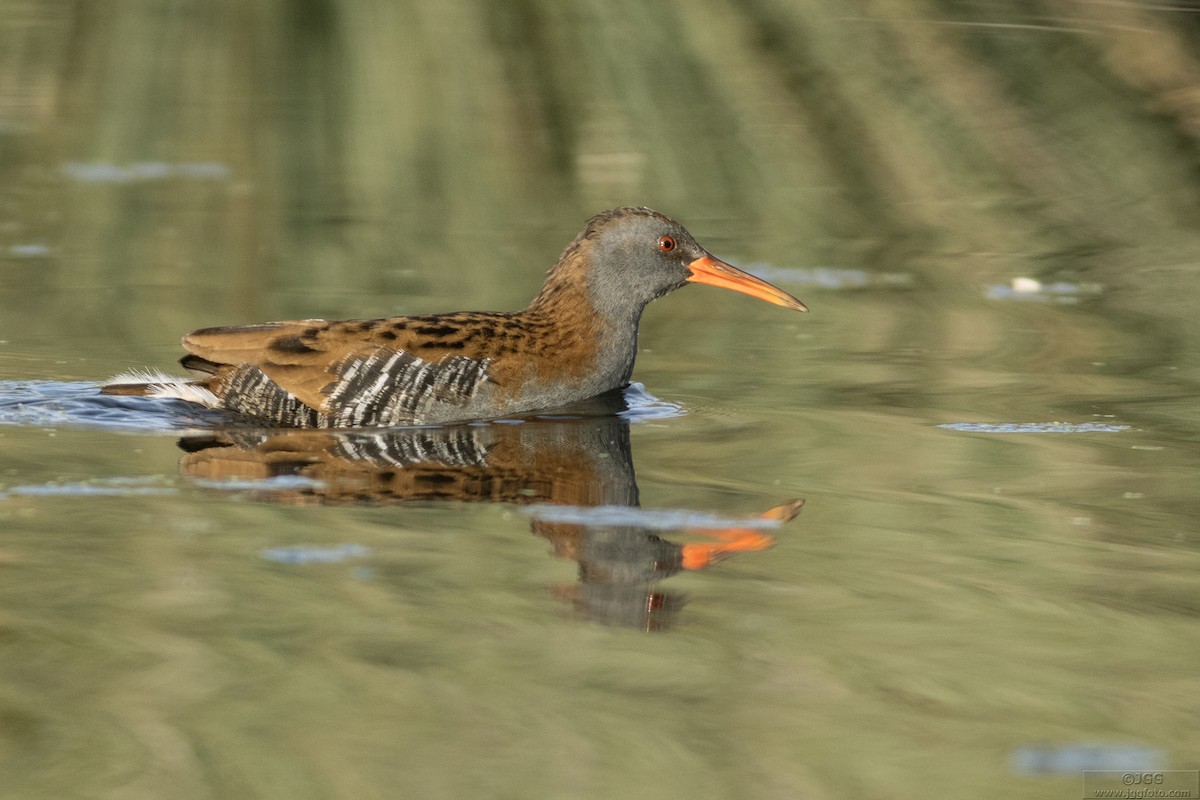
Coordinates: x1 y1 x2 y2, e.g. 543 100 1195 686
679 526 774 570
686 255 808 312
679 500 803 570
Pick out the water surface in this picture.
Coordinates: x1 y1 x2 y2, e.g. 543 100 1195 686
2 3 1199 799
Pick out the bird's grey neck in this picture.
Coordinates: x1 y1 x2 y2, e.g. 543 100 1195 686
520 294 644 402
591 305 643 388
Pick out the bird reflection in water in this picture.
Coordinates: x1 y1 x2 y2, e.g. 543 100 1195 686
178 393 803 631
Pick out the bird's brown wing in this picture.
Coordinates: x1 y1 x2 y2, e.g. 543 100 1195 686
182 317 498 424
182 320 351 412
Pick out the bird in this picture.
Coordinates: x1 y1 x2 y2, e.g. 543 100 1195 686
101 207 807 427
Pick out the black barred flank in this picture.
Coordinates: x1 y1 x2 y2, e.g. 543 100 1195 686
215 351 491 427
325 349 490 426
332 428 491 467
222 365 322 427
189 427 492 469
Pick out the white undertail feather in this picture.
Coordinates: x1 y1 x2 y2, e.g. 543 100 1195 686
105 368 222 408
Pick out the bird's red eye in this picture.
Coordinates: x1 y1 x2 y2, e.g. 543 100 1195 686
658 235 676 252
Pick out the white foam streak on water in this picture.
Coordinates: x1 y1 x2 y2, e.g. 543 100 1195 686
742 263 915 290
619 382 685 421
939 422 1131 433
523 503 782 531
260 543 372 565
192 476 327 492
3 477 176 498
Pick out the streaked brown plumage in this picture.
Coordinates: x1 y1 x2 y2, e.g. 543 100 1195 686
102 207 806 427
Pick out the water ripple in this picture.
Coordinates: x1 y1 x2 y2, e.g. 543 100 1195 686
939 421 1131 434
193 476 327 492
524 504 782 531
260 543 372 565
619 382 685 421
986 278 1104 303
0 380 681 432
2 476 175 498
1011 742 1163 775
745 263 914 291
0 380 229 432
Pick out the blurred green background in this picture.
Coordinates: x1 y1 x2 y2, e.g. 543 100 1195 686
4 0 1199 333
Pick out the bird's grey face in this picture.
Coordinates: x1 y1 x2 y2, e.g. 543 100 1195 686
586 214 702 309
585 210 808 319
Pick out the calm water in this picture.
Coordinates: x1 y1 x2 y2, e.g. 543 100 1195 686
2 3 1200 799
